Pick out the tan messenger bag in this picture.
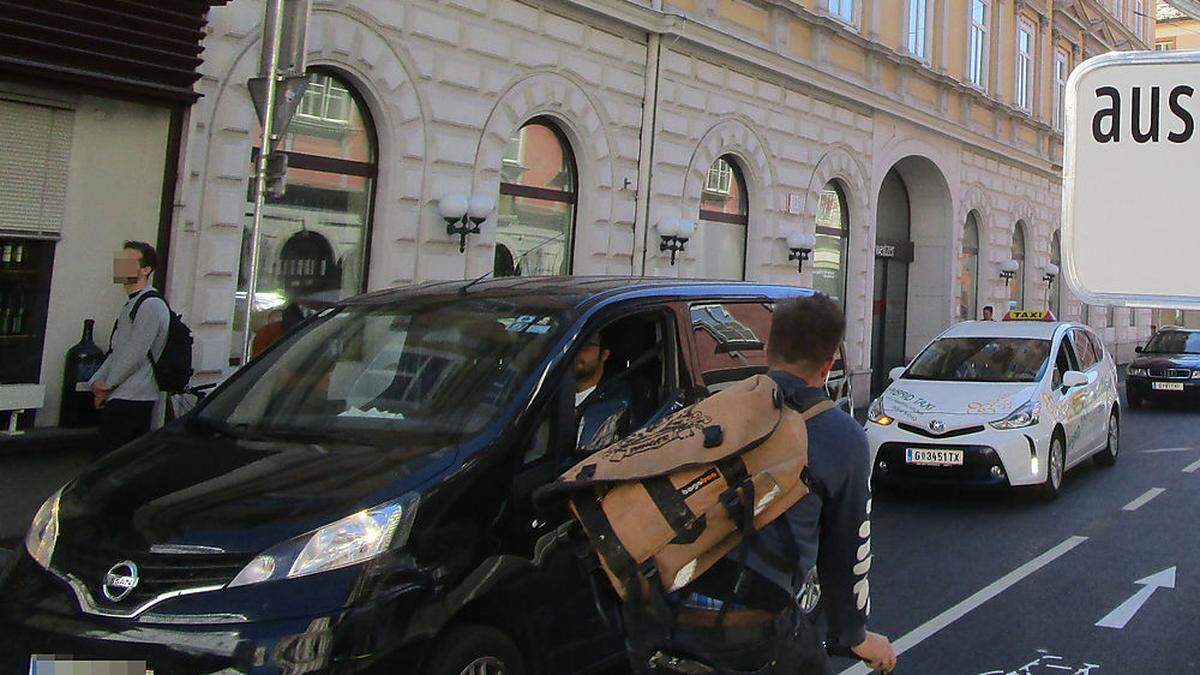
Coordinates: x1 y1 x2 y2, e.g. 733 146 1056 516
553 374 834 605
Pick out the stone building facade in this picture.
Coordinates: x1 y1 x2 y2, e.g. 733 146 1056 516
168 0 1155 403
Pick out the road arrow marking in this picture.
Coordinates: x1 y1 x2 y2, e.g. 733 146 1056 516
1184 458 1200 473
1142 447 1195 454
1096 567 1176 629
1122 487 1165 511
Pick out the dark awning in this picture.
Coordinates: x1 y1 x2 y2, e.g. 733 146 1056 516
0 0 228 105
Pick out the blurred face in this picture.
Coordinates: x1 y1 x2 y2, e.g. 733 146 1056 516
574 336 609 390
113 248 150 286
983 307 993 320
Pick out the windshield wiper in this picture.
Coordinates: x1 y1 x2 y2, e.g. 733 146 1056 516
247 426 383 448
185 416 255 440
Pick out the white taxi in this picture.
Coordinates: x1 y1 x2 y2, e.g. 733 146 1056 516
865 314 1120 499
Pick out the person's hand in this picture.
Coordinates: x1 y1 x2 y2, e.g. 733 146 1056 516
91 381 112 409
851 631 896 673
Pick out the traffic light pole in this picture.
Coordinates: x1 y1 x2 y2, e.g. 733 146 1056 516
241 0 287 365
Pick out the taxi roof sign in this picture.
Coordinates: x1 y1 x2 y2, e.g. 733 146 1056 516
1003 310 1056 322
1063 50 1200 309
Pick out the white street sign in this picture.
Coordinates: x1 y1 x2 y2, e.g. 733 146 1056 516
1063 50 1200 308
1095 566 1176 629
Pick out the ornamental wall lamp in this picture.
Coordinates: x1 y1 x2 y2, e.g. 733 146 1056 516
438 192 496 253
1042 262 1059 286
658 217 695 266
786 231 817 274
999 258 1020 283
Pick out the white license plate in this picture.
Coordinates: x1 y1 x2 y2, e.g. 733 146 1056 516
1152 382 1185 391
905 448 964 466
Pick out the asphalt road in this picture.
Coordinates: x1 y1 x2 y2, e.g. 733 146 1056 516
830 396 1200 675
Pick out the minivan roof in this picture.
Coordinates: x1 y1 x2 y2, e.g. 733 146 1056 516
343 276 814 312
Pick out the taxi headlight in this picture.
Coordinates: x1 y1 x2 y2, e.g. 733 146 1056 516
25 487 63 570
229 494 418 588
1128 368 1149 377
990 399 1041 430
867 398 893 426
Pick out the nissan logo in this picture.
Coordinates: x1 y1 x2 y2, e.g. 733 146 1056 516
929 420 946 434
102 561 140 602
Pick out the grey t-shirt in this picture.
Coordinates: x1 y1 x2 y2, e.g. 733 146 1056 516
90 287 169 402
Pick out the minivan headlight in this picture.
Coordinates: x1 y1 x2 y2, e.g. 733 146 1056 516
1128 367 1149 377
867 398 893 426
990 399 1041 430
25 487 63 570
228 494 418 588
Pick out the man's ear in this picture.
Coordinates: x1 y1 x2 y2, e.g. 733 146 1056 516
600 348 611 363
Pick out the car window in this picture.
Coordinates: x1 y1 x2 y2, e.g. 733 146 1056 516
1052 335 1079 390
1144 330 1200 354
690 302 771 392
1071 329 1097 369
574 311 679 456
1087 331 1106 364
905 337 1051 383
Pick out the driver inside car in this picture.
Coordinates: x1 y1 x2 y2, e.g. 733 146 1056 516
575 329 635 454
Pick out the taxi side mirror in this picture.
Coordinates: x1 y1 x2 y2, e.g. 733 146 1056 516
1062 371 1089 389
888 366 906 382
1135 345 1144 353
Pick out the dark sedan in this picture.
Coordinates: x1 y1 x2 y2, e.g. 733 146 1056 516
1125 328 1200 408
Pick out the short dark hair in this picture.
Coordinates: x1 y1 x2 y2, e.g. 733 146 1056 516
123 241 158 273
767 294 845 368
983 305 994 313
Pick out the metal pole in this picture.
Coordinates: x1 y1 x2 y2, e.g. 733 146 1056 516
242 0 287 365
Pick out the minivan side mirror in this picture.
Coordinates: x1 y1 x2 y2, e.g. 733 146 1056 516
888 366 906 382
1062 371 1089 389
1135 345 1144 353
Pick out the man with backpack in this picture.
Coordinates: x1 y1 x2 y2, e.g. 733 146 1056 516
751 293 896 673
89 241 171 455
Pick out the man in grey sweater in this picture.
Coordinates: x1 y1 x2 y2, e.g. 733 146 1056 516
89 241 169 455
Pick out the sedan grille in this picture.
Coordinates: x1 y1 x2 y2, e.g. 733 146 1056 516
898 422 986 439
1149 367 1191 379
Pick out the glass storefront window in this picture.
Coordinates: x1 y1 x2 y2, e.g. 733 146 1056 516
495 119 577 277
813 182 849 308
233 69 377 365
1010 222 1026 311
959 213 980 321
698 156 749 280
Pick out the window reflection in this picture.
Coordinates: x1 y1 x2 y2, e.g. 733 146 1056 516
495 120 577 277
814 182 848 308
698 156 748 280
959 213 980 321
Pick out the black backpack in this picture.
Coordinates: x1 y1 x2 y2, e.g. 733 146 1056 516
129 291 194 393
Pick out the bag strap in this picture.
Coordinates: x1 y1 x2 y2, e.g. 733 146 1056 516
800 399 836 421
130 290 166 321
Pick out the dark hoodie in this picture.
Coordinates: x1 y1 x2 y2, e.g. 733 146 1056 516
741 370 873 655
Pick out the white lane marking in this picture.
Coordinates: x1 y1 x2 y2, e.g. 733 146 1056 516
1142 447 1195 454
837 536 1088 675
1096 566 1177 630
1121 488 1166 511
1184 458 1200 474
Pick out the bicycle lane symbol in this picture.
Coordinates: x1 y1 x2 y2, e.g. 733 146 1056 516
976 649 1100 675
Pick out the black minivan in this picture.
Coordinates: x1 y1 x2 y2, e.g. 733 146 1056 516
1 278 843 674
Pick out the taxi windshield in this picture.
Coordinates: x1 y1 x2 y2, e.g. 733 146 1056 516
194 300 567 444
1144 331 1200 355
905 337 1050 383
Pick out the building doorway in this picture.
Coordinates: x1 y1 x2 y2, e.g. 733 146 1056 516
871 157 953 394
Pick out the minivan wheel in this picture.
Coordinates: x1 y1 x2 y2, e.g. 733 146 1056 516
1094 410 1120 467
1039 436 1065 501
423 624 525 675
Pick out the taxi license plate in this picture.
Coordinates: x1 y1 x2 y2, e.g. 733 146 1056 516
905 448 964 466
1152 382 1185 391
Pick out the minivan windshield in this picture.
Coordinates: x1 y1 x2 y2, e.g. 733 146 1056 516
1144 331 1200 355
904 337 1050 383
194 299 567 445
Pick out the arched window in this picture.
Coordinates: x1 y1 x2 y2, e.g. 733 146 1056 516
1049 231 1062 317
814 182 849 308
698 155 748 279
959 213 980 321
237 68 378 363
495 118 577 277
1011 222 1027 310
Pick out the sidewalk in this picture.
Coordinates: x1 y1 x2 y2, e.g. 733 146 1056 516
0 427 98 545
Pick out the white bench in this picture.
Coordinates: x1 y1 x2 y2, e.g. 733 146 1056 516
0 384 45 435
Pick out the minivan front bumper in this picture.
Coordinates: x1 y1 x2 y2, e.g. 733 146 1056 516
0 551 432 674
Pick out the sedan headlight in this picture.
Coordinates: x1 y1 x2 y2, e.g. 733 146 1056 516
229 494 418 588
1128 368 1149 377
25 487 63 570
867 398 893 426
990 399 1041 430
1192 370 1200 380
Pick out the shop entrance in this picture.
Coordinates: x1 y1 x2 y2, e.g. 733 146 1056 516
871 158 953 395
